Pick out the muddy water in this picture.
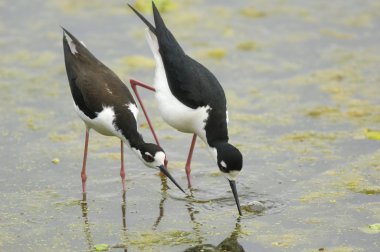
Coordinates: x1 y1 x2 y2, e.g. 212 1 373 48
1 0 380 251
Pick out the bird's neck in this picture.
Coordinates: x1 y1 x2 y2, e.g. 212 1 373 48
121 130 145 150
207 145 218 162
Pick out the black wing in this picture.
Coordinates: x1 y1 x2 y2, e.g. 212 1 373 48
151 2 226 110
62 27 136 113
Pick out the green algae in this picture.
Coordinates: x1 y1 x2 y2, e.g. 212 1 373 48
51 158 60 164
343 176 380 195
306 106 341 118
94 243 110 251
49 132 79 142
132 0 177 13
16 107 52 131
118 55 155 70
299 191 346 204
52 0 126 15
200 48 227 60
1 1 380 251
239 7 266 18
256 231 307 249
364 128 380 141
128 230 194 249
236 41 259 51
359 223 380 234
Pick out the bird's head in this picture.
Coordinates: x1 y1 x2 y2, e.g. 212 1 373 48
215 142 243 215
138 143 166 168
215 142 243 178
136 143 186 193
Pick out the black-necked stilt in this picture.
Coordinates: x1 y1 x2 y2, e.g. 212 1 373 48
128 2 243 215
62 27 185 194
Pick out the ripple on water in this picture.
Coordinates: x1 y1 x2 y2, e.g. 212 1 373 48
167 184 287 218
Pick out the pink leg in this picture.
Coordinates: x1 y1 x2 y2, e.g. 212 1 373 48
81 128 90 193
130 79 159 145
130 79 168 167
185 134 197 188
120 140 126 192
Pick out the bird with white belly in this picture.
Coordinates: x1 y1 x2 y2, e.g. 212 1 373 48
62 27 185 194
128 2 243 215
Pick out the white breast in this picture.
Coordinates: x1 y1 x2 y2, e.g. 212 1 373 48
74 104 122 138
145 29 209 143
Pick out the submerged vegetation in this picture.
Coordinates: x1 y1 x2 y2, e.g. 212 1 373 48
0 0 379 251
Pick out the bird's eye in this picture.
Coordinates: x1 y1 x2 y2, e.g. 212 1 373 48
144 152 155 162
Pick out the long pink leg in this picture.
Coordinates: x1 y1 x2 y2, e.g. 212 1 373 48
130 79 159 145
120 140 126 192
130 79 168 167
185 134 197 188
81 128 90 193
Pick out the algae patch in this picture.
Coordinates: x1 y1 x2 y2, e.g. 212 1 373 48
236 41 259 51
201 48 227 60
132 0 177 13
94 244 110 251
51 158 60 164
364 128 380 141
359 223 380 234
129 230 194 249
239 7 266 18
118 56 155 70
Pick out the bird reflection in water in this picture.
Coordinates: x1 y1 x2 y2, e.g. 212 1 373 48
180 190 245 252
80 193 95 251
79 179 244 251
120 191 128 252
152 175 169 229
184 217 244 252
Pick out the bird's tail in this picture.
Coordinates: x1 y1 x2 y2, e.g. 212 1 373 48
61 26 92 58
127 4 156 34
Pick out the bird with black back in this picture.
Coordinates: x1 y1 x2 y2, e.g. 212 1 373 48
128 2 243 215
62 27 185 194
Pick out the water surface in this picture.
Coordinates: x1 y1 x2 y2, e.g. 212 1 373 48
1 0 380 251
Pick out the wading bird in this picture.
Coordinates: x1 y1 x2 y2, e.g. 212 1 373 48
62 27 185 194
128 2 243 215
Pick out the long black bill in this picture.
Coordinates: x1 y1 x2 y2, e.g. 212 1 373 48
158 165 186 194
228 179 243 216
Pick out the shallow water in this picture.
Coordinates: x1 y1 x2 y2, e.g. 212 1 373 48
1 0 380 251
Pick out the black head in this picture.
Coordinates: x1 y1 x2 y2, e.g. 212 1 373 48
138 143 166 168
215 142 243 216
137 143 186 194
215 143 243 177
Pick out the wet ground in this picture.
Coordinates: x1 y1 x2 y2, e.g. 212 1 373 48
1 0 380 251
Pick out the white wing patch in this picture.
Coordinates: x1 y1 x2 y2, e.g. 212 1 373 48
127 103 139 120
74 104 120 137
